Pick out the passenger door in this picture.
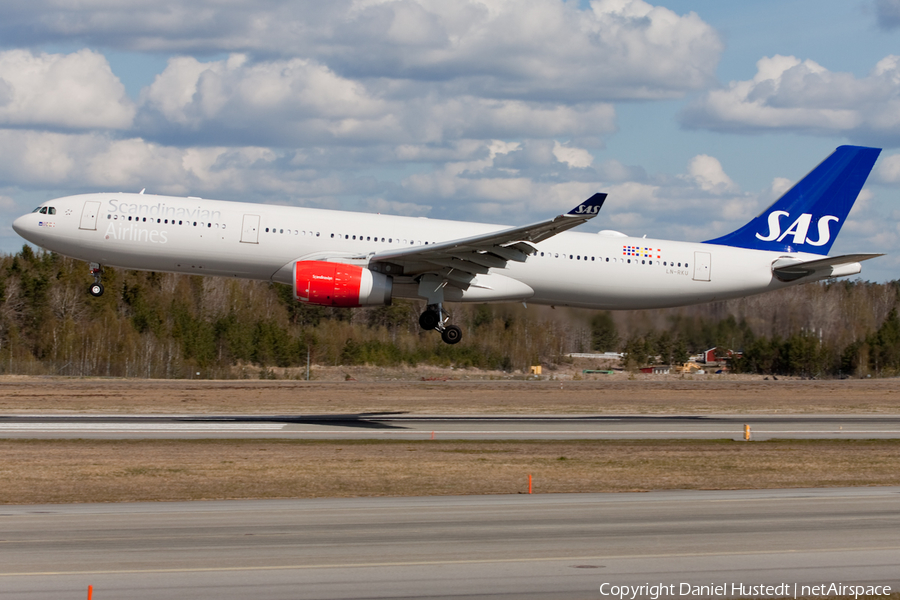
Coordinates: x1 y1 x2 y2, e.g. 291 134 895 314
79 201 101 230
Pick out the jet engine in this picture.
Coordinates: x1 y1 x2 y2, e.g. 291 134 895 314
293 261 392 307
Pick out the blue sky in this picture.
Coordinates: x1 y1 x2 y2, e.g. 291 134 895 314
0 0 898 281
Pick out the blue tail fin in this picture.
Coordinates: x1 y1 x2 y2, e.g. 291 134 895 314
703 145 881 255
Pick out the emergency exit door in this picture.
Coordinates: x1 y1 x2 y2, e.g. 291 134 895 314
693 251 711 281
240 214 260 243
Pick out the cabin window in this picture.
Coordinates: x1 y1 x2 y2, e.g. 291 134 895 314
107 214 112 219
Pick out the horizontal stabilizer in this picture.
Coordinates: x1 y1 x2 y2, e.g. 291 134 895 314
772 253 883 282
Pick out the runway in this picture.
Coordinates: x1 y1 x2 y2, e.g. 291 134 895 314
2 487 899 599
2 413 900 439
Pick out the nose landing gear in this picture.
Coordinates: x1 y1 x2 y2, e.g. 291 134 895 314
89 263 104 297
418 303 462 344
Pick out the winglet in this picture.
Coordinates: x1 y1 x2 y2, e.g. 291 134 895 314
566 193 607 218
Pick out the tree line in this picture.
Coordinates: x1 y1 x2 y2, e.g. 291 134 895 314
0 247 897 378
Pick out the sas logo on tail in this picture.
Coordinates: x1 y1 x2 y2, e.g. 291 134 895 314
572 204 601 215
756 211 838 247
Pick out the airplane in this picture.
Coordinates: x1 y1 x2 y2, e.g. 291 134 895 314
12 145 883 345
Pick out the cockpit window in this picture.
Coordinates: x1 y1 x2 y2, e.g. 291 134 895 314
32 207 41 213
39 207 48 214
48 207 56 215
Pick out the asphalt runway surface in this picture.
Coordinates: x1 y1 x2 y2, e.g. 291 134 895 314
3 413 900 439
2 487 899 600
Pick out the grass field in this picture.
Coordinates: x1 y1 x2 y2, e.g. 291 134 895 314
3 438 900 504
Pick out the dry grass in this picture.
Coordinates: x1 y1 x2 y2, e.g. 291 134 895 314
1 376 900 414
2 439 900 504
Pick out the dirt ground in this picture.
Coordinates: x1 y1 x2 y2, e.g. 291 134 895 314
2 439 899 504
0 374 898 414
3 375 900 504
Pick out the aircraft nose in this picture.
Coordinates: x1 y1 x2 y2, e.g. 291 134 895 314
12 213 36 242
12 214 26 235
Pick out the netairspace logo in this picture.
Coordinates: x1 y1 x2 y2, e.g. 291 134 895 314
599 582 892 599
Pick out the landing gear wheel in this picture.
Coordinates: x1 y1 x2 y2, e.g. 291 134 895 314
88 263 104 298
419 309 440 330
441 324 463 345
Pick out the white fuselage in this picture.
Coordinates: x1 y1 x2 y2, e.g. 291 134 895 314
13 193 832 310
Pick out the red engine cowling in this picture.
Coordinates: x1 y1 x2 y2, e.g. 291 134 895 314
293 261 392 307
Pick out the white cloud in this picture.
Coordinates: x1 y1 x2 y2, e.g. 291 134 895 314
684 154 736 194
0 130 321 198
769 177 794 198
137 54 617 146
0 49 134 130
681 54 900 144
363 197 431 217
876 153 900 183
139 55 392 144
553 142 594 169
0 1 721 102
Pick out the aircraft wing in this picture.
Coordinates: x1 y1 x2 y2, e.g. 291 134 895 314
772 253 883 282
362 193 606 286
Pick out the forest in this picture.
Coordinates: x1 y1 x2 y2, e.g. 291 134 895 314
0 246 898 378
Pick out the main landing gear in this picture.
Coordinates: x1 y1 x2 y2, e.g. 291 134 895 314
88 263 104 297
419 303 462 344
